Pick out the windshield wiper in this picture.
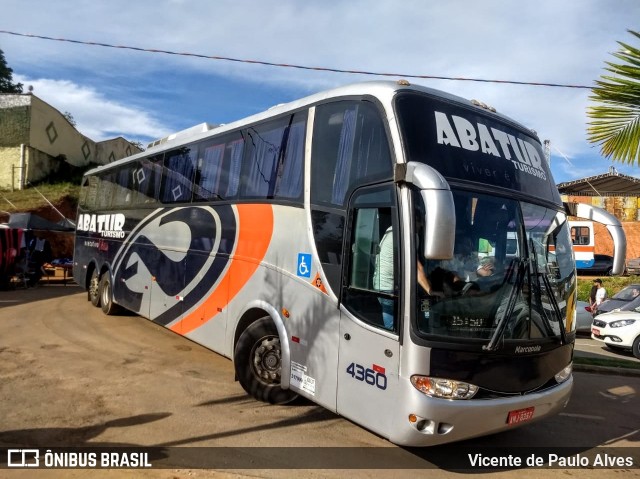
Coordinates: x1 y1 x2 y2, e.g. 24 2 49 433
529 239 567 344
539 269 568 345
483 258 526 352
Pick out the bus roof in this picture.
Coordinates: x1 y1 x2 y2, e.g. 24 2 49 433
84 80 537 176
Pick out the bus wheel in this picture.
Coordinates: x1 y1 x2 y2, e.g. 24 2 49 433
99 274 121 316
234 317 298 405
88 269 100 307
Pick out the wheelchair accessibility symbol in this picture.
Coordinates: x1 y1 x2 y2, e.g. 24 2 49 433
297 253 312 278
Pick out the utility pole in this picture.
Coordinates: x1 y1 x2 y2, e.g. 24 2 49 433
543 140 551 165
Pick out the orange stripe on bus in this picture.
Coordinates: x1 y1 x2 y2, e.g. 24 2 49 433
572 245 594 253
170 204 274 335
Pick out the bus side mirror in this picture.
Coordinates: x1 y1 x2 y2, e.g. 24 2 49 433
402 162 455 260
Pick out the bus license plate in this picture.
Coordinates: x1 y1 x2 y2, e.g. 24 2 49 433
507 407 535 425
592 327 600 337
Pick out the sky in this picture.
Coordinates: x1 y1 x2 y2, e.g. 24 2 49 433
0 0 638 184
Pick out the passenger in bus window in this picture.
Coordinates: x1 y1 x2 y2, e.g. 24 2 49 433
373 226 396 330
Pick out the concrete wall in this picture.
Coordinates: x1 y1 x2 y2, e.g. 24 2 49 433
28 95 95 167
0 97 30 189
0 98 30 146
0 94 141 190
96 137 139 165
0 146 22 189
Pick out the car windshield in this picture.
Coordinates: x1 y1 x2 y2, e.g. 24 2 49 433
414 189 576 346
619 295 640 311
612 285 640 301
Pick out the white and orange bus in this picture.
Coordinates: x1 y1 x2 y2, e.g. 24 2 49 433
570 220 595 270
73 80 626 446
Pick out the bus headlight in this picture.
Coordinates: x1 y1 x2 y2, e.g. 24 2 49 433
410 375 478 399
554 363 572 384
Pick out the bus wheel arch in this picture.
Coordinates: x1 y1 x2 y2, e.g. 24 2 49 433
233 307 297 405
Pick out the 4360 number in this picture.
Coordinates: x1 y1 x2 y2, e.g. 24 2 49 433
346 362 387 390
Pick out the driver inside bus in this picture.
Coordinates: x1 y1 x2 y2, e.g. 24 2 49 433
421 236 483 297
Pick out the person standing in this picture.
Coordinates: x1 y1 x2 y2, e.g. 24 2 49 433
593 278 607 315
589 282 598 313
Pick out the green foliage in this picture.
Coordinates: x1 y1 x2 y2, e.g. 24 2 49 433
587 30 640 165
63 111 77 127
576 275 640 302
0 48 23 94
1 182 79 212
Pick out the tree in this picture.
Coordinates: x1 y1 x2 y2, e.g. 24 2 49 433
63 111 77 127
587 30 640 165
0 48 23 94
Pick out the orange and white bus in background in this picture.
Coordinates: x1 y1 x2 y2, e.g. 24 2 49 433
570 221 595 270
73 81 626 446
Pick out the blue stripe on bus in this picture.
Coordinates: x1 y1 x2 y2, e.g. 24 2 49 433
575 259 594 269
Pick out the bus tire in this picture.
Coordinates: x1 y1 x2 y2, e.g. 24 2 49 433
88 269 100 307
234 317 298 405
99 273 121 316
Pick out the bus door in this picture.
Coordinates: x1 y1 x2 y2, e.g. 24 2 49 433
337 185 400 435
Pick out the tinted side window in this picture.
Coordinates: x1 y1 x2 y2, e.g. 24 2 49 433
79 175 99 210
132 154 163 205
311 100 393 208
194 131 245 201
112 166 134 207
160 146 198 203
241 117 290 199
274 112 306 200
311 210 345 294
96 171 117 210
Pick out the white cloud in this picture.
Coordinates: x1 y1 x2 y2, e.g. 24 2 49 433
15 76 169 143
2 0 639 181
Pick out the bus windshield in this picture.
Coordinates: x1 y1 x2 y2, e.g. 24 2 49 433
415 189 576 344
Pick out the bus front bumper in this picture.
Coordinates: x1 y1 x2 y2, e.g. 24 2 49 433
387 375 573 447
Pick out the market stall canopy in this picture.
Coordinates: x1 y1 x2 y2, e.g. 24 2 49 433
3 213 75 232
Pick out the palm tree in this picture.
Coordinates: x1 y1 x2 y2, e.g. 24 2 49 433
587 30 640 166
